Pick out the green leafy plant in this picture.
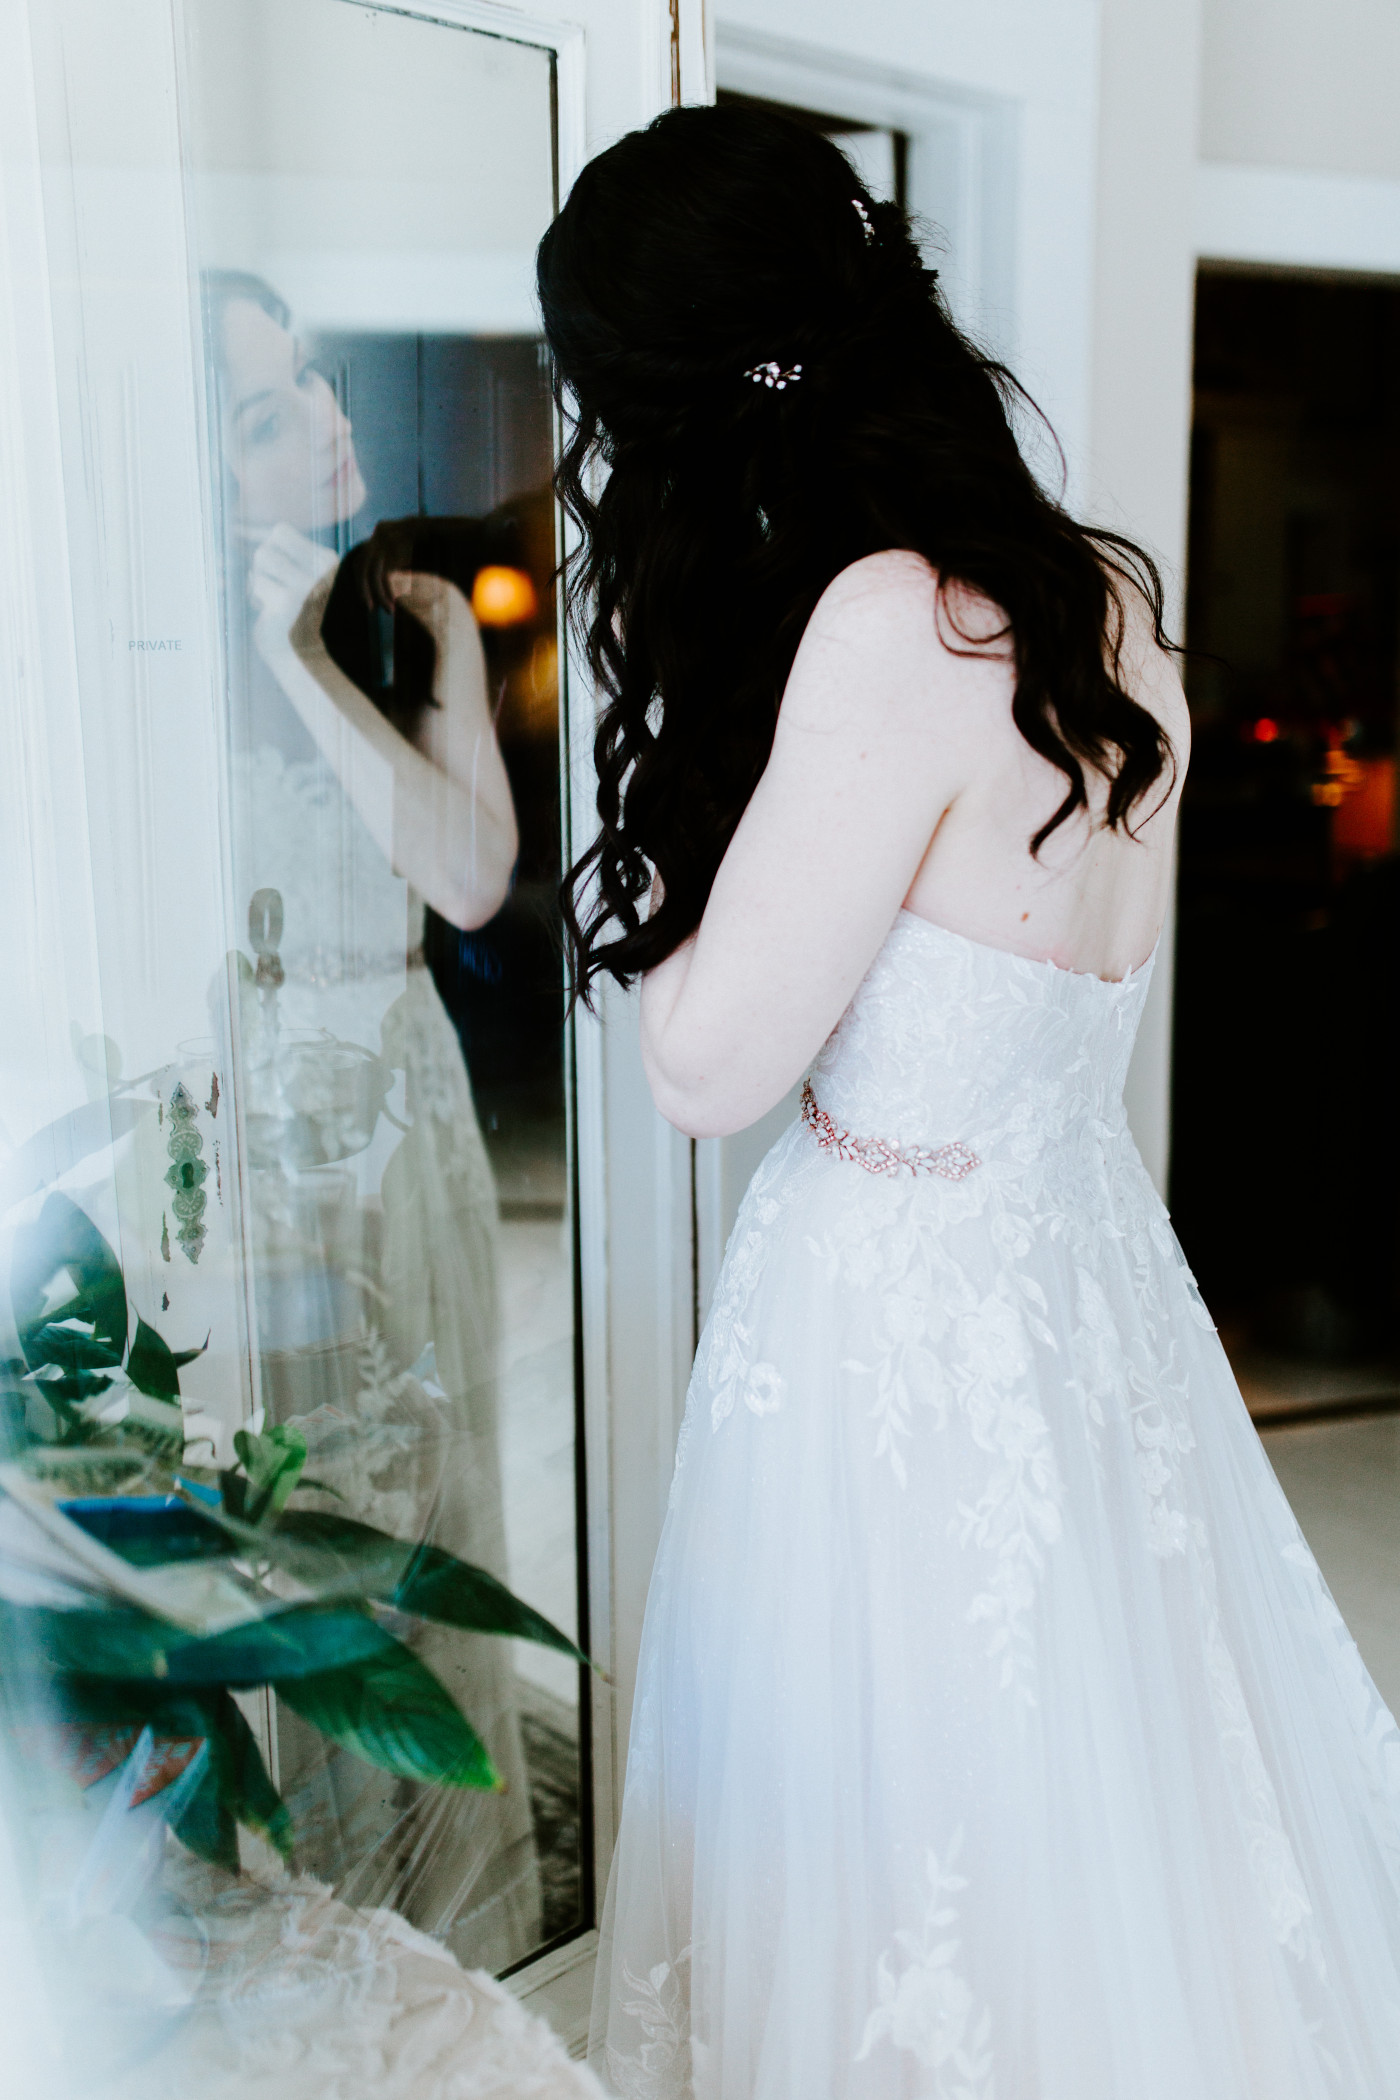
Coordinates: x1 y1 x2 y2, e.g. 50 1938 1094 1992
1 1196 588 1874
223 1420 335 1522
8 1192 204 1449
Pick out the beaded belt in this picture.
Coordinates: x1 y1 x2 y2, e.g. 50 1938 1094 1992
801 1080 981 1182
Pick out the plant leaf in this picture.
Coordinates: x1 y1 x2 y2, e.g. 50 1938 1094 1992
396 1541 584 1658
171 1766 239 1871
278 1639 500 1789
46 1679 291 1868
233 1424 307 1521
31 1323 123 1376
210 1508 585 1659
0 1599 397 1690
218 1468 250 1521
126 1317 206 1401
11 1195 127 1375
200 1687 293 1862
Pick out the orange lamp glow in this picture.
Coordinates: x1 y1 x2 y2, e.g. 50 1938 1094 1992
471 565 538 627
1332 755 1396 860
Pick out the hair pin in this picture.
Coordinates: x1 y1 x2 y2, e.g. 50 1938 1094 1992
744 360 803 390
852 197 875 243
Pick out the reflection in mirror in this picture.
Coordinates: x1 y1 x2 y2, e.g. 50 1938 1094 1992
184 0 582 1982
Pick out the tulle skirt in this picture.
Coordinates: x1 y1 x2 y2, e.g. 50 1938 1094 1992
591 1121 1400 2099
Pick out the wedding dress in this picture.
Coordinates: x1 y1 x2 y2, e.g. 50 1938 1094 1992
227 742 540 1971
592 910 1400 2099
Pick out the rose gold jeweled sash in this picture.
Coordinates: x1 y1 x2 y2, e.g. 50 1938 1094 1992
800 1080 981 1182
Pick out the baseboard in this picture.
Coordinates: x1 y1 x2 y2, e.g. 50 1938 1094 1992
506 1929 598 2060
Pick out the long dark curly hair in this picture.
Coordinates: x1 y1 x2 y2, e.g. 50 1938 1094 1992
537 103 1176 1004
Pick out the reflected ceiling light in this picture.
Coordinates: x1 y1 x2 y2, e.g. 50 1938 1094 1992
472 565 538 626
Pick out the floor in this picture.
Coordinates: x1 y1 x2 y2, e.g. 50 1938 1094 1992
1261 1409 1400 1716
1227 1328 1400 1427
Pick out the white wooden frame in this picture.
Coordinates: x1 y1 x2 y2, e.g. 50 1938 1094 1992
1195 162 1400 279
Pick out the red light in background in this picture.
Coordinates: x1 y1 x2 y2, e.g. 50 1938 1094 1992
1251 717 1280 743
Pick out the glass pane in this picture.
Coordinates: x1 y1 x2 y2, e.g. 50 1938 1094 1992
181 0 581 1975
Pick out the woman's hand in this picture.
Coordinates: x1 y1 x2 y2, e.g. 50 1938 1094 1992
249 523 338 666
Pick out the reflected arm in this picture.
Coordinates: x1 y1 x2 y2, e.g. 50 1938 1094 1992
252 531 517 931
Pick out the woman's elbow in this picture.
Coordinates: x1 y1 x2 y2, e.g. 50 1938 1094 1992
652 1090 733 1140
643 1059 763 1141
435 859 513 934
441 818 520 930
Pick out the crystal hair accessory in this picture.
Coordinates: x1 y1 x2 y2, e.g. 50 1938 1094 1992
851 197 875 242
743 360 803 390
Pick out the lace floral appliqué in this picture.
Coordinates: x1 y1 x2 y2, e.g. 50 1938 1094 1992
607 1947 693 2100
857 1833 994 2097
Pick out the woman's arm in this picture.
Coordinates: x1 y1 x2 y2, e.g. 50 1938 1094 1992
249 524 518 932
639 553 982 1138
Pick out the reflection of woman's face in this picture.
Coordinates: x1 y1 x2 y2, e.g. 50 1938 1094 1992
220 298 367 531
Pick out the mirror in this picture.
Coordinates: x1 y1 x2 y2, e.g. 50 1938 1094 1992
184 0 583 1975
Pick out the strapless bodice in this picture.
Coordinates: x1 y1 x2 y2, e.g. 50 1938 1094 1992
808 911 1155 1168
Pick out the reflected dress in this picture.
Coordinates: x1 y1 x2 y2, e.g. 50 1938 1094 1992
231 741 540 1970
592 911 1400 2099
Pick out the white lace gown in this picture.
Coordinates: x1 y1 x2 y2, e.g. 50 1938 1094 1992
592 911 1400 2100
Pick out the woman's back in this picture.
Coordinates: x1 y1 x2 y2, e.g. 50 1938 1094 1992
628 550 1187 1140
900 564 1188 984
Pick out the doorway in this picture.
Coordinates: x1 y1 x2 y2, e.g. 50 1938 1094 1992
1174 268 1400 1426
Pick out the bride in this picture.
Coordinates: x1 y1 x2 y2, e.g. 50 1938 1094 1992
538 105 1400 2097
201 270 540 1967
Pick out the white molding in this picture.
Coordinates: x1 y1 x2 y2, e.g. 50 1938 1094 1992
566 779 620 1882
341 0 588 199
507 1930 598 2059
1195 160 1400 278
345 0 584 56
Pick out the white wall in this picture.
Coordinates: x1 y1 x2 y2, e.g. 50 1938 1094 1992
1196 0 1400 279
1202 0 1400 180
1088 0 1203 1189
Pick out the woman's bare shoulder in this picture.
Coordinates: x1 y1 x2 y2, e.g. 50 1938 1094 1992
782 552 1008 739
807 549 1007 637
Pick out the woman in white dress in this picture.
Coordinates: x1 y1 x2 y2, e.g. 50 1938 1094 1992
203 274 541 1967
537 106 1400 2096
